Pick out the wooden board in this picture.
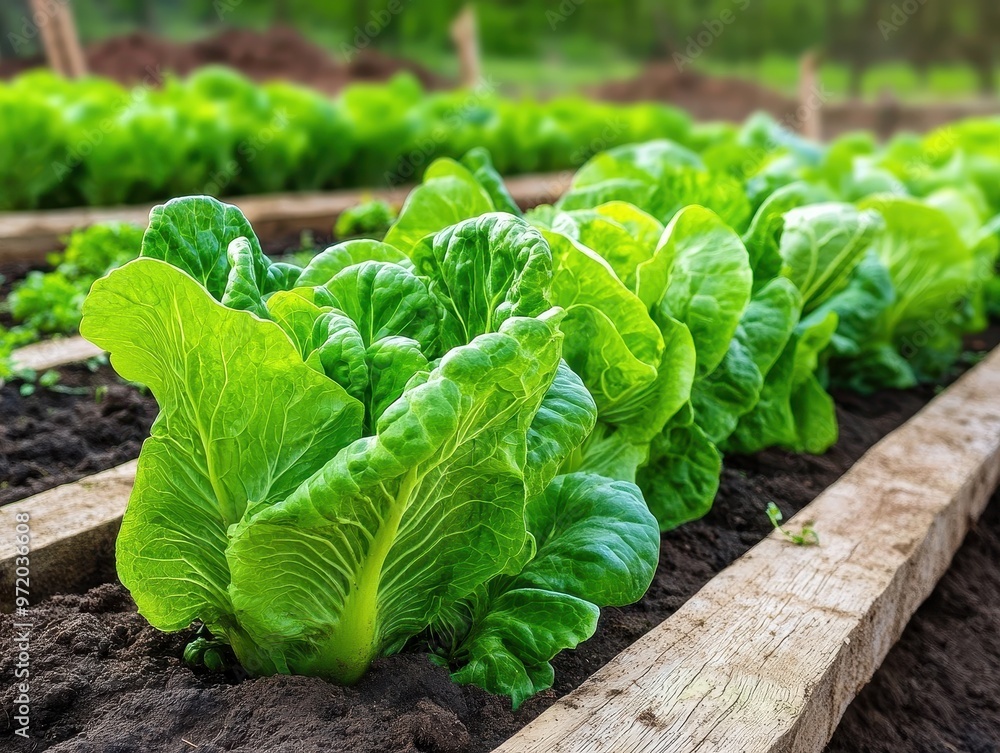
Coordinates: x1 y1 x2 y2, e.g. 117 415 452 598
0 461 135 611
0 173 572 263
10 336 103 373
496 345 1000 753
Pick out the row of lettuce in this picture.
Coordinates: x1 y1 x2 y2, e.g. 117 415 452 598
5 113 1000 707
2 67 690 211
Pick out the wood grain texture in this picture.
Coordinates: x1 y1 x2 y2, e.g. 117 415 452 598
9 336 104 372
0 461 136 611
495 346 1000 753
0 173 572 262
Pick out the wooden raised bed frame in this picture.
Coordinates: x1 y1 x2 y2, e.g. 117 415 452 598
4 336 1000 753
0 172 573 263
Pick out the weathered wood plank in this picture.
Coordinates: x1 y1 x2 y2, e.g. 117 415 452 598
0 461 135 611
0 173 572 262
496 346 1000 753
9 336 103 373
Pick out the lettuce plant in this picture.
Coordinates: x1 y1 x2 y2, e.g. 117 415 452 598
80 196 659 707
385 151 782 530
8 222 143 336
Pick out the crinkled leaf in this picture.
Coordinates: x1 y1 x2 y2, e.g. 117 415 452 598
226 313 564 682
517 473 659 606
742 181 832 286
656 206 753 375
858 195 975 382
365 336 430 429
461 147 521 215
322 261 439 348
525 362 597 499
564 211 654 290
447 473 658 708
384 163 494 255
141 196 295 309
296 240 409 287
543 229 662 418
778 203 883 312
608 313 695 443
411 213 552 353
449 589 598 709
266 290 369 401
727 311 839 454
565 424 650 482
691 278 801 444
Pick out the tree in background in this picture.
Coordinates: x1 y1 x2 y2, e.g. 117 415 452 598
0 0 996 97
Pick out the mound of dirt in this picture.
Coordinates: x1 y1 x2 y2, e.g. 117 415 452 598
594 62 799 123
593 61 1000 138
0 26 449 94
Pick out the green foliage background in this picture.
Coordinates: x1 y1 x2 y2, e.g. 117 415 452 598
1 1 997 96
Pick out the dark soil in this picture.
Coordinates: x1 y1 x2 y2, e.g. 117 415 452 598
0 27 449 94
1 328 997 752
826 491 1000 753
595 63 798 124
0 364 157 506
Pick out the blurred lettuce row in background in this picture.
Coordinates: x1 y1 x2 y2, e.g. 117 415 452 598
0 68 691 211
4 107 1000 390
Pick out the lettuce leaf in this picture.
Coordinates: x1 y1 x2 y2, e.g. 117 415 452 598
80 258 365 673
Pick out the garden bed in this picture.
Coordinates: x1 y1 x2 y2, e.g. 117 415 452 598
2 325 998 751
0 364 155 507
0 173 570 263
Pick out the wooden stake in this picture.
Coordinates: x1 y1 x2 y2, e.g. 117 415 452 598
798 50 823 141
29 0 87 79
450 4 482 89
